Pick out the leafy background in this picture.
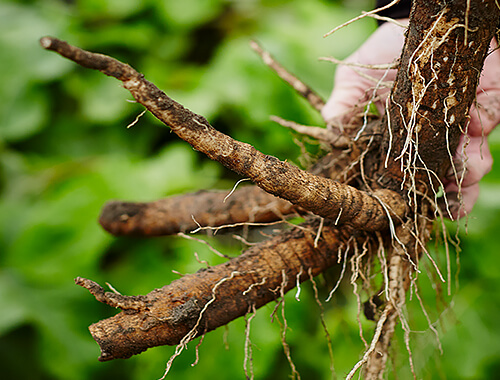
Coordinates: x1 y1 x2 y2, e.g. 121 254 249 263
1 0 499 379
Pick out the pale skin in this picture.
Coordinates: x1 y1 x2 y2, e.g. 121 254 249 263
321 20 500 218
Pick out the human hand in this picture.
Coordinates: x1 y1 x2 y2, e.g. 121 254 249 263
321 21 407 125
445 38 500 218
321 21 500 219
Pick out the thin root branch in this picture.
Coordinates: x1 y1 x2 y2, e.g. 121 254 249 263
250 40 325 112
323 0 401 38
244 304 257 380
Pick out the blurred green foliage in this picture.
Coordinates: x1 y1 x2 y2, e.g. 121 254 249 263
1 0 499 379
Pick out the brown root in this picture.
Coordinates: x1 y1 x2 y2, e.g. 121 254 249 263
76 218 349 362
40 36 405 232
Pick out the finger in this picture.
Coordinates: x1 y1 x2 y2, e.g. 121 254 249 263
321 21 407 124
443 182 480 219
469 39 500 137
322 68 386 123
469 90 500 137
447 135 493 187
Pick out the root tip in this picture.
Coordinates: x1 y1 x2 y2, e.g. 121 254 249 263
39 36 54 49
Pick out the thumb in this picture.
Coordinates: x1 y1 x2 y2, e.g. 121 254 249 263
468 39 500 137
321 20 407 125
321 68 378 123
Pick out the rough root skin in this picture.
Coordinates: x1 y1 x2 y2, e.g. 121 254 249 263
39 1 499 376
40 36 405 232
